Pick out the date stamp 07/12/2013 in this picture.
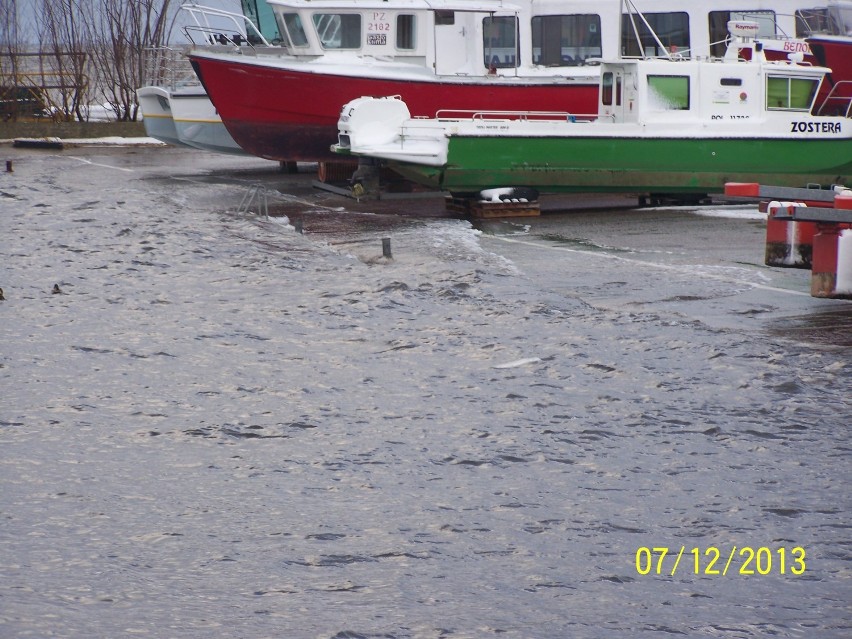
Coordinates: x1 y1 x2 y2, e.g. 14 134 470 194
635 546 806 577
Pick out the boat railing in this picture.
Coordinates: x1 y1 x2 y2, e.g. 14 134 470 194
180 3 271 49
142 47 199 90
433 109 599 123
743 11 797 40
816 81 852 118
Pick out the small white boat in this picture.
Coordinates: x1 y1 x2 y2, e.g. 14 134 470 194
136 84 184 147
169 86 247 156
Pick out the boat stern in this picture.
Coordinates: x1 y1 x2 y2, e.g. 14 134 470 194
334 96 411 153
332 95 447 166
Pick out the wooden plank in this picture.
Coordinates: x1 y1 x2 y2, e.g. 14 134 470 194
771 206 852 223
724 182 838 203
469 200 540 219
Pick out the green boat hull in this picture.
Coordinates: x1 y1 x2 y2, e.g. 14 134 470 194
386 136 852 195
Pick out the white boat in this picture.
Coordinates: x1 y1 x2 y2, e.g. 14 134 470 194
333 20 852 195
136 84 185 147
169 85 247 155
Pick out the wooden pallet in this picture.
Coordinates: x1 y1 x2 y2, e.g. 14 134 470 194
446 197 540 219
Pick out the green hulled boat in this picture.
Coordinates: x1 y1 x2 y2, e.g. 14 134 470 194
334 21 852 196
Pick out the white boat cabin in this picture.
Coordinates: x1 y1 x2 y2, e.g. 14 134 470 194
256 0 851 74
597 22 832 127
334 19 848 168
262 0 527 76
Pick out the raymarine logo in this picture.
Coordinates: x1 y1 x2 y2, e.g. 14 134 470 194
727 21 761 38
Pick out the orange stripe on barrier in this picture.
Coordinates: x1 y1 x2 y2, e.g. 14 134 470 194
835 193 852 210
724 182 760 197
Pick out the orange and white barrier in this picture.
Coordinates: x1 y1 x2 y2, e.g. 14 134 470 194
765 201 815 267
725 182 852 298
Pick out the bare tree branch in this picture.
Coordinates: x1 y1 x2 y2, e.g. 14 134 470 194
90 0 173 121
33 0 92 121
4 1 175 122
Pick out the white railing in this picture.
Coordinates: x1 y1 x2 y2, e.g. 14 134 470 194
180 3 270 48
142 47 198 90
817 81 852 118
433 108 599 122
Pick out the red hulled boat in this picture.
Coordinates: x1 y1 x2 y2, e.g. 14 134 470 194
187 0 852 161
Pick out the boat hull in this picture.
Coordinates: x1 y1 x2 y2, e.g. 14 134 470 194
189 55 598 161
169 92 245 155
387 136 852 194
136 86 185 147
807 35 852 115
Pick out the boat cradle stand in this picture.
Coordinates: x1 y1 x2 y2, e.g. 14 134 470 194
312 159 447 203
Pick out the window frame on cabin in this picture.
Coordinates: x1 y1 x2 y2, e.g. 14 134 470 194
396 14 416 50
312 13 362 50
647 75 691 110
278 12 309 48
766 75 820 111
622 12 690 58
531 14 602 66
483 15 519 69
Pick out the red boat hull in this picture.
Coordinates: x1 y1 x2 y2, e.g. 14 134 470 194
807 36 852 115
189 55 598 161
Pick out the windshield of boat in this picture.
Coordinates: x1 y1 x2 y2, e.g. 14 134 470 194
278 13 309 48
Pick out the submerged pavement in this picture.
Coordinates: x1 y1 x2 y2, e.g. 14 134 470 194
1 144 850 638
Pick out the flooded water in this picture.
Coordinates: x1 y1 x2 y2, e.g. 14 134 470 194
1 146 850 638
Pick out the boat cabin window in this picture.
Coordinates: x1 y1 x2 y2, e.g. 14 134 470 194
313 13 362 49
622 12 689 58
795 6 852 36
601 72 624 107
709 11 776 57
766 76 819 110
279 13 309 48
396 14 416 49
795 9 819 35
647 75 690 110
484 16 518 69
435 11 454 26
602 72 613 106
241 0 280 43
531 14 602 66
